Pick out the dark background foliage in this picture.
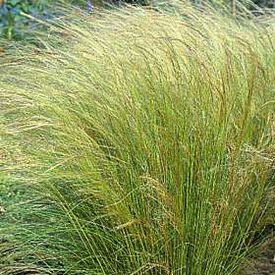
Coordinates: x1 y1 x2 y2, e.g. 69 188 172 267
0 0 87 40
0 0 50 40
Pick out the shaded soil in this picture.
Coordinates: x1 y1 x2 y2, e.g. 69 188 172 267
243 238 275 275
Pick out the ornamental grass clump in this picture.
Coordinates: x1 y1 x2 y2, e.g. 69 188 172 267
0 2 274 274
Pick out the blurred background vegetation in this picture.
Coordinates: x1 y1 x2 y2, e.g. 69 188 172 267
0 0 84 41
0 0 274 41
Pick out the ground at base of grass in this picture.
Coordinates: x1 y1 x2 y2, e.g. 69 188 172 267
242 238 275 275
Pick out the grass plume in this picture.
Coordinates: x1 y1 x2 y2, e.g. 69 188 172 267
0 2 274 274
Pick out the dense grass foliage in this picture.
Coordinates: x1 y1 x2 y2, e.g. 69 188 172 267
0 2 275 274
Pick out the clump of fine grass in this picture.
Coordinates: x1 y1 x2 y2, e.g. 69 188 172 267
0 2 274 274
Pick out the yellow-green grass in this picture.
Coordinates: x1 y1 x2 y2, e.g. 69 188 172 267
0 2 274 274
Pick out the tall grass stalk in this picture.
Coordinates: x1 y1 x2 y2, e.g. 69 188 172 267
0 2 274 274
